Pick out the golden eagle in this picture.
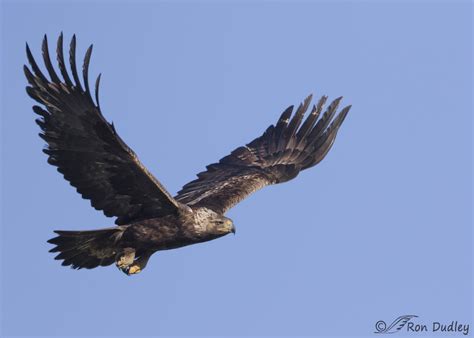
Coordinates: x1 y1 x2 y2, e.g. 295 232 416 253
25 34 351 275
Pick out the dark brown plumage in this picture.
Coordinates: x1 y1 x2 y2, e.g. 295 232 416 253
25 34 351 275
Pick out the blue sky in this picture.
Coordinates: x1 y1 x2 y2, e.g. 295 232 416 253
1 1 472 337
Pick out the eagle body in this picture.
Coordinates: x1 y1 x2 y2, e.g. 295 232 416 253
25 34 351 275
50 205 235 273
120 206 235 251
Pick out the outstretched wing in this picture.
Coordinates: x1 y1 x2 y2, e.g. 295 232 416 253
24 34 179 225
175 95 351 214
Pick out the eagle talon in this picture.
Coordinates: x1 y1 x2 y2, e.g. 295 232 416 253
120 253 150 275
119 264 141 276
127 265 141 275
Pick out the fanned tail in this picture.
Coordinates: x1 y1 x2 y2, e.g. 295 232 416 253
47 226 126 269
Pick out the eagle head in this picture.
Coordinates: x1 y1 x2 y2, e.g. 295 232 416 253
207 215 236 237
192 208 236 240
213 216 236 235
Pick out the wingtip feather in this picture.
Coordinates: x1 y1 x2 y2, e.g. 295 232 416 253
69 34 83 91
83 44 93 94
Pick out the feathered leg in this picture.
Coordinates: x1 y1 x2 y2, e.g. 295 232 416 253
115 247 135 271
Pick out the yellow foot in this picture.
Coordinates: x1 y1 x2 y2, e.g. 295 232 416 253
127 265 141 275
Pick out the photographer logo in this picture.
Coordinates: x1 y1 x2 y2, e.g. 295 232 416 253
374 315 469 335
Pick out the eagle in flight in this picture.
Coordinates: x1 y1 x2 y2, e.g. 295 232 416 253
25 34 351 275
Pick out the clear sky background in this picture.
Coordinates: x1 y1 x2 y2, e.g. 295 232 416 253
1 1 472 337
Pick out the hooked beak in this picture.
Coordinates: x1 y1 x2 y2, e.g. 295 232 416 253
231 225 236 235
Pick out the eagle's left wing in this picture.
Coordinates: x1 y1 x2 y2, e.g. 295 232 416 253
175 95 351 214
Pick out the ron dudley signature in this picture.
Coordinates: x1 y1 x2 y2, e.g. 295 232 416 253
374 315 470 335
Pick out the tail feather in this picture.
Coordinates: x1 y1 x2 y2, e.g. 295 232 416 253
47 226 126 269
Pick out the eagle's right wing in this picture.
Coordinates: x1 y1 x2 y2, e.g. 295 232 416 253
175 95 351 214
25 34 179 225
